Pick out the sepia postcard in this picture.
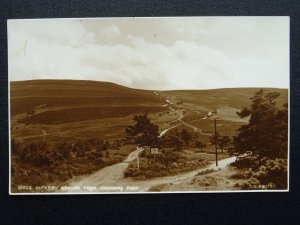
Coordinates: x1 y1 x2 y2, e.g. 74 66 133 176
8 17 289 194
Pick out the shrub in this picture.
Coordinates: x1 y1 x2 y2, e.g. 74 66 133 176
240 177 260 190
230 157 258 169
230 169 254 179
253 158 287 189
231 157 287 190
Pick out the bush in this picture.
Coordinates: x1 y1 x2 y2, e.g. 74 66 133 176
253 158 287 189
230 157 258 169
240 177 260 190
11 137 122 192
231 157 287 190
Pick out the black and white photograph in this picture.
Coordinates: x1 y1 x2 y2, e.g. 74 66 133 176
8 17 289 194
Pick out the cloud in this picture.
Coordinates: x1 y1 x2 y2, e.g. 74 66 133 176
7 17 289 90
99 25 121 38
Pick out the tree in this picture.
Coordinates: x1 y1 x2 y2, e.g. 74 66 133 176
233 89 288 160
275 103 288 154
218 136 231 153
209 132 219 148
195 140 206 152
180 128 193 147
167 130 184 150
125 115 159 147
209 133 231 153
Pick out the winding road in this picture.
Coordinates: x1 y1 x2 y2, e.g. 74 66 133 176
62 95 234 193
159 97 210 137
64 153 236 193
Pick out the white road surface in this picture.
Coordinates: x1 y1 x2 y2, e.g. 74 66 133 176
63 153 236 193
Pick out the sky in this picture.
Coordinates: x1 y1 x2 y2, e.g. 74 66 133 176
7 17 289 90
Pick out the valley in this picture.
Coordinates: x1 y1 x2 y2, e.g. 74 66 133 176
10 80 288 192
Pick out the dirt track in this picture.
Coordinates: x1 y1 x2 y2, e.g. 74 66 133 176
64 148 236 193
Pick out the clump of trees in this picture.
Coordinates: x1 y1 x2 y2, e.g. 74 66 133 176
232 89 288 160
165 128 201 151
195 140 207 152
230 89 288 189
180 129 193 147
166 130 184 150
125 115 206 152
209 132 231 153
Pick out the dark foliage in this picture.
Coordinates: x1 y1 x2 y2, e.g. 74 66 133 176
166 130 184 150
230 89 288 190
233 89 288 160
11 137 116 191
195 140 207 151
125 114 160 147
180 129 193 147
209 132 232 153
231 157 287 189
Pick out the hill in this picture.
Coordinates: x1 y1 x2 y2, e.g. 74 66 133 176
10 80 288 143
158 88 288 138
10 80 166 123
159 88 288 111
10 81 288 192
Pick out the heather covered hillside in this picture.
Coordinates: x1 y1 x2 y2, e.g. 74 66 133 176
11 80 166 121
